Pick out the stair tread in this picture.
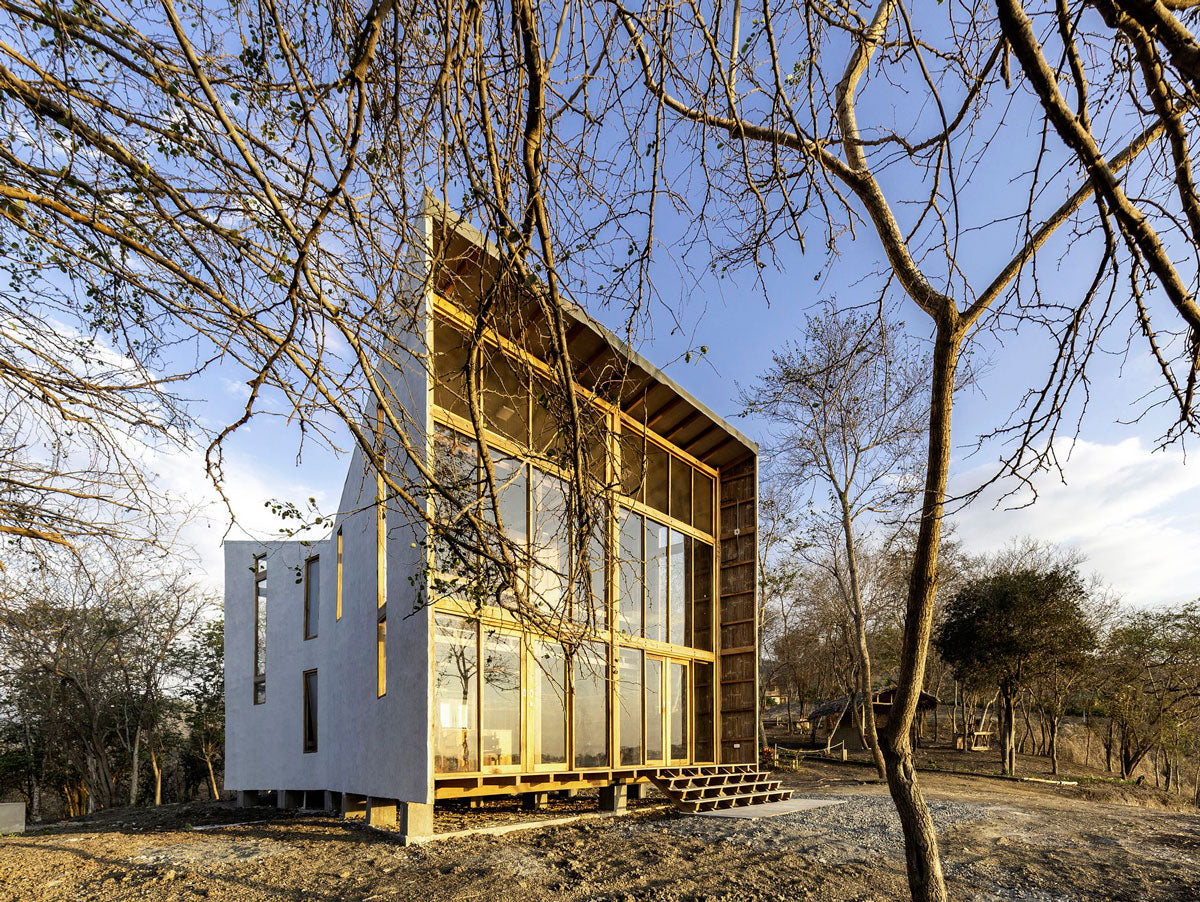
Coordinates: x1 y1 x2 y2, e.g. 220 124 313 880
649 764 794 813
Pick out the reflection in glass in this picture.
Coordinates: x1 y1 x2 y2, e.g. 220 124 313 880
531 470 569 614
434 614 479 773
482 630 521 768
668 530 689 646
432 428 478 577
670 662 688 761
645 657 663 762
618 509 643 636
574 645 609 767
645 521 667 642
530 640 568 765
618 647 643 765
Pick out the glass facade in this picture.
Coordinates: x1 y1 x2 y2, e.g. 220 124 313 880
429 315 722 776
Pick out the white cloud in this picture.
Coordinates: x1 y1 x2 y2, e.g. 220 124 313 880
950 437 1200 607
143 438 337 594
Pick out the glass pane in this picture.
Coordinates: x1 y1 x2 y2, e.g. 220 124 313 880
531 469 569 615
645 657 663 762
618 648 643 766
432 318 471 420
694 470 714 534
618 509 643 636
481 349 529 446
254 574 267 680
619 430 645 500
432 428 479 577
670 457 692 525
573 643 610 767
304 557 320 639
670 662 687 761
485 454 527 603
692 540 714 652
482 630 521 768
668 531 689 646
645 443 669 516
530 640 568 766
434 614 479 773
573 512 607 630
488 455 527 547
530 379 562 463
693 661 715 762
303 670 318 752
645 521 668 642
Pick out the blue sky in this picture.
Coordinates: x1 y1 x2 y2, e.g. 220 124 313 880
165 210 1200 611
143 9 1200 610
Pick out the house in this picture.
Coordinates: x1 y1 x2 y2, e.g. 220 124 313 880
809 688 939 751
223 205 770 840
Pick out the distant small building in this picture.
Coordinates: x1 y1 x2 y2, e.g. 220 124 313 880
809 688 938 751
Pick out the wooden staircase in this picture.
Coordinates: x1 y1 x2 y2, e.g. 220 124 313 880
648 764 793 813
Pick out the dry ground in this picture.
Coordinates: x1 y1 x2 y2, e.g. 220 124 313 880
2 761 1198 901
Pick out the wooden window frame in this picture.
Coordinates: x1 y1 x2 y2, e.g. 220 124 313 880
302 669 318 753
303 554 320 640
335 529 343 621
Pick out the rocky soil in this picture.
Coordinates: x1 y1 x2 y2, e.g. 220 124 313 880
2 761 1198 901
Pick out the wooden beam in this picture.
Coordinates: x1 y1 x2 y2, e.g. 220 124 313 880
664 409 705 443
646 394 687 431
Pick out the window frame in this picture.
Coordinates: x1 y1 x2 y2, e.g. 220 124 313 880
302 668 318 753
253 553 267 705
303 554 320 640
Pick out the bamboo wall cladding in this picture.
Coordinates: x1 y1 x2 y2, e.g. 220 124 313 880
718 455 758 764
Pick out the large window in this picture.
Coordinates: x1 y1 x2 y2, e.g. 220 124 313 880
573 644 609 768
618 509 643 635
253 554 267 705
618 508 710 650
530 640 567 766
482 630 521 768
530 469 568 613
434 614 479 773
618 647 643 765
669 662 688 761
302 669 318 753
303 555 320 640
645 656 664 762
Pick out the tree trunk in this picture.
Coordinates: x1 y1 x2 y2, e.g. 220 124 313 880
205 751 221 801
838 491 887 781
1106 719 1114 774
149 747 162 806
879 319 959 902
1000 689 1017 776
1049 716 1060 776
129 725 142 807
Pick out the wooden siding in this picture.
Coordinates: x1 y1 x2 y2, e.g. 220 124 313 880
717 456 758 764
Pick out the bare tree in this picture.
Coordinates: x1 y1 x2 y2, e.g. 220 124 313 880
609 0 1200 893
0 544 209 810
746 304 927 778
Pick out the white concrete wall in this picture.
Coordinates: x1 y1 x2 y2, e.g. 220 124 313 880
223 214 434 804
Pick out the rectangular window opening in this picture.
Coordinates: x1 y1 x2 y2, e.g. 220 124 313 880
302 669 318 753
303 555 320 640
253 554 267 705
335 529 343 620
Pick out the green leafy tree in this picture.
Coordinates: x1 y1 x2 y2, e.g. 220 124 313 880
176 620 225 801
936 566 1095 775
1099 603 1200 781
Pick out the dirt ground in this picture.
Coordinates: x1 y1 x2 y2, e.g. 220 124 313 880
2 760 1198 902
